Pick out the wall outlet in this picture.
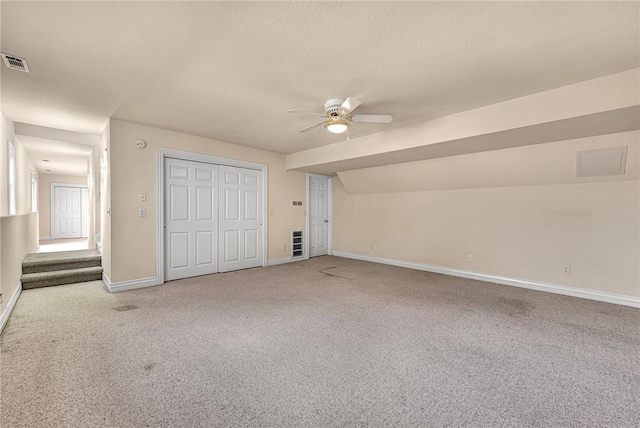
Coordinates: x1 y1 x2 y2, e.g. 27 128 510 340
139 192 147 202
139 208 146 217
562 265 571 275
467 253 473 261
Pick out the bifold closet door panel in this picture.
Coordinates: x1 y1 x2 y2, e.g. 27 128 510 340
165 158 218 281
218 165 263 273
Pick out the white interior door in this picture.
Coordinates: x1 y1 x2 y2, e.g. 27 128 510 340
219 166 263 273
54 186 82 239
165 158 218 281
309 175 329 257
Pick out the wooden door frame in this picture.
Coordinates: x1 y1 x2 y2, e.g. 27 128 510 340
305 173 333 259
50 182 89 240
156 147 268 285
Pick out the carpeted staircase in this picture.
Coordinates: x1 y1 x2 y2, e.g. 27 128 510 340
21 250 103 290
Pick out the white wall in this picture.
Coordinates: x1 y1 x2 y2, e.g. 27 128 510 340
0 114 12 216
107 119 306 283
333 133 640 299
0 114 38 216
88 144 100 250
100 122 111 279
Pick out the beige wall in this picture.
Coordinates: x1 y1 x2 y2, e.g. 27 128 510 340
38 174 88 239
338 132 639 194
0 114 38 320
0 213 38 317
107 119 306 283
333 134 640 299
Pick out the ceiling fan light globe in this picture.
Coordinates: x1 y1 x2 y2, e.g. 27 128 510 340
325 121 349 134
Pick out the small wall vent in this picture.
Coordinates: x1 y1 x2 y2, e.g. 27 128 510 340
291 230 303 259
577 146 627 177
1 53 30 73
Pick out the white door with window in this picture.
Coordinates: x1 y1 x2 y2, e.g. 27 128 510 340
309 175 329 257
218 166 263 272
53 186 83 239
165 158 219 281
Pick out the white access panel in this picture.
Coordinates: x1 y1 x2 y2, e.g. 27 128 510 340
577 146 628 177
218 166 263 272
309 175 329 257
54 186 83 239
165 158 219 281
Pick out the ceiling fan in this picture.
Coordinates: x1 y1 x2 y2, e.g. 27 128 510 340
287 97 392 137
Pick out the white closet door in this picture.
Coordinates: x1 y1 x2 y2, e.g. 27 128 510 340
309 175 329 257
54 186 82 239
218 166 263 272
165 158 218 281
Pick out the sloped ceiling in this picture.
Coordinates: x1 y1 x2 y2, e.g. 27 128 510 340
337 131 639 194
1 1 638 154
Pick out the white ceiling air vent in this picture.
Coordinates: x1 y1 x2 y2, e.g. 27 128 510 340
577 146 628 177
1 53 30 73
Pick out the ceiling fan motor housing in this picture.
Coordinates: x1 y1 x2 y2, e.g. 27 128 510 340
324 98 345 116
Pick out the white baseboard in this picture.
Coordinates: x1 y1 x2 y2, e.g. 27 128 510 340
39 236 52 241
267 257 304 266
0 283 22 334
332 251 640 308
102 274 158 293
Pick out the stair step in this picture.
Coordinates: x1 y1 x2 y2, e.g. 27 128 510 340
21 266 103 290
22 250 101 274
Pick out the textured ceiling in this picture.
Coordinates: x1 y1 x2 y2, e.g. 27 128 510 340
1 1 638 154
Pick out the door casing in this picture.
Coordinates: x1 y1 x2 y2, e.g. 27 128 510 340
156 147 268 285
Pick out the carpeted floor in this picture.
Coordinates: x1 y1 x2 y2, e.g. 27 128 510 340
1 256 638 427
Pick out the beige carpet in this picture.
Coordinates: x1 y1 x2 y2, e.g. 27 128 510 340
1 256 638 427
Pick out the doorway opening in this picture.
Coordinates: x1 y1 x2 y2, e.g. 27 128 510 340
40 182 91 253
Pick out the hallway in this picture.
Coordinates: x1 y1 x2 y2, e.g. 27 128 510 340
38 238 89 253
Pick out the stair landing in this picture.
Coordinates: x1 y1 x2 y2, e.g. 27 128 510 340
22 250 102 290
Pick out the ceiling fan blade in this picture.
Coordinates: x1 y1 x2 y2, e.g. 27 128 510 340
297 120 326 133
352 114 393 123
339 97 362 115
287 109 326 117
